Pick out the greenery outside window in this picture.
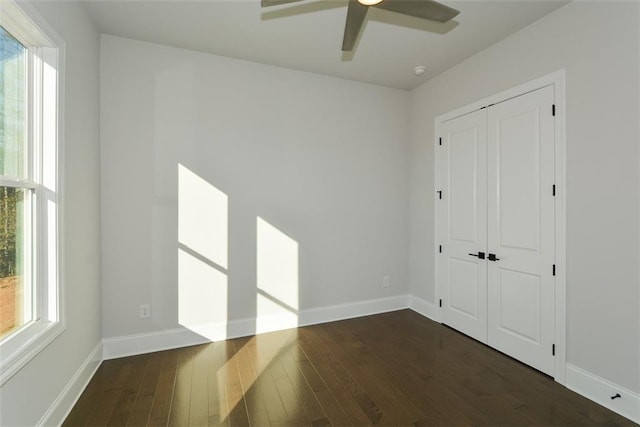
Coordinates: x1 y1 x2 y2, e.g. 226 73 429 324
0 1 63 385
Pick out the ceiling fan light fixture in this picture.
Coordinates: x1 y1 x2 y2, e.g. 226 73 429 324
263 0 460 53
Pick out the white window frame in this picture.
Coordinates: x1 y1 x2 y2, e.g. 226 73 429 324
0 0 64 386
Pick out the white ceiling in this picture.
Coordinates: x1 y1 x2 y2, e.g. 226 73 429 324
85 0 569 90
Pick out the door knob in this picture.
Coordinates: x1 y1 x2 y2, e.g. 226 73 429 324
488 253 500 261
468 252 485 259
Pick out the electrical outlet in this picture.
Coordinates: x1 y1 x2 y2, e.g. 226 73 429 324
139 304 151 319
382 275 390 287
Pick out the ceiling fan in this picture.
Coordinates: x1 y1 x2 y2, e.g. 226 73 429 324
261 0 460 52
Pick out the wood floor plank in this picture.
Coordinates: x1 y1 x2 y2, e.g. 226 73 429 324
298 327 372 425
168 346 198 426
308 325 392 424
107 354 149 426
290 345 353 426
189 345 213 426
64 310 638 427
274 375 309 424
318 322 421 424
85 388 123 426
126 350 166 426
280 345 328 425
206 343 230 427
148 349 180 426
218 341 250 426
323 321 428 423
246 344 289 424
232 338 270 427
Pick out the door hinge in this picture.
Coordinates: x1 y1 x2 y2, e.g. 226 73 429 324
437 190 442 200
552 104 556 116
439 299 443 308
439 245 442 253
552 184 556 196
553 264 556 276
552 344 556 356
439 137 442 146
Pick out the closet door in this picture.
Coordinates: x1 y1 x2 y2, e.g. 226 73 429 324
486 86 556 376
439 109 488 343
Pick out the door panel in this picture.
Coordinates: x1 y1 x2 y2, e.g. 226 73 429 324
439 109 487 343
496 268 541 343
449 127 480 243
487 86 555 376
449 257 479 318
498 108 541 251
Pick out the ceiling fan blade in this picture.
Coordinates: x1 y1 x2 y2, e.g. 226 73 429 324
342 0 369 51
261 0 305 7
374 0 459 22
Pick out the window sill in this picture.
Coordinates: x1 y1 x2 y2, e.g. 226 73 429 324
0 319 65 386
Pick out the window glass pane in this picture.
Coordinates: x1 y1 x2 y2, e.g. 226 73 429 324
0 186 30 339
0 26 27 179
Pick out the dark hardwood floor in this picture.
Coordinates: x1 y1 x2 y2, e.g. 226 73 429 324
63 310 636 426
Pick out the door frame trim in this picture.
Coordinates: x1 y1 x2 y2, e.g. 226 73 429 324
434 70 567 384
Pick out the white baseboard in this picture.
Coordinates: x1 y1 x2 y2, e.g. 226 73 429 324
103 327 211 360
37 341 103 427
299 294 409 327
103 294 410 360
565 363 640 424
408 295 439 321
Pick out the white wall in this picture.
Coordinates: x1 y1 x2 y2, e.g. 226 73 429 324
100 35 409 341
0 1 102 426
409 1 639 393
0 1 636 424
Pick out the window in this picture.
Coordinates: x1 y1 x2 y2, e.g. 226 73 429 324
1 25 31 340
0 1 62 385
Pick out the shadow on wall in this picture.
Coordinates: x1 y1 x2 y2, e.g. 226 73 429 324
177 163 299 341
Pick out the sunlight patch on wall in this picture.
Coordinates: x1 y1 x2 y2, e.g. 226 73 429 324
178 164 229 340
178 164 228 269
178 248 227 337
256 217 299 334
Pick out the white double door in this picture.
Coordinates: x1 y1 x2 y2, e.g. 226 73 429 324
437 86 556 376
